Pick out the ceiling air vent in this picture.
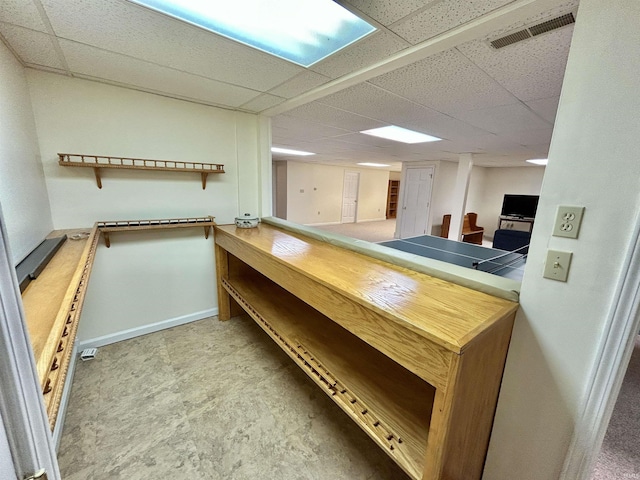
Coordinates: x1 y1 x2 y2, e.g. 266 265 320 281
489 11 576 49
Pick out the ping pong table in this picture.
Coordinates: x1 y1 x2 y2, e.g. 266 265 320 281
379 234 527 281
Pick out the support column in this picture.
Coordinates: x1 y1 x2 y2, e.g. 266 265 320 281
448 153 474 241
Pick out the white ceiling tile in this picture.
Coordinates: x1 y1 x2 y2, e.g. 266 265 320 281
369 48 518 114
525 96 560 124
310 31 410 79
457 26 574 102
268 71 332 99
60 40 260 107
272 115 351 141
0 0 47 32
343 0 437 26
239 94 287 113
41 0 303 92
392 0 515 45
450 103 552 134
0 23 64 69
283 102 386 132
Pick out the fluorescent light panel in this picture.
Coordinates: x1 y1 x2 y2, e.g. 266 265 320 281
360 126 442 144
357 162 390 167
271 147 314 156
127 0 376 67
527 158 548 165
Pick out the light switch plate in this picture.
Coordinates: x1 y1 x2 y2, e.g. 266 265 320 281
552 206 585 238
543 250 573 282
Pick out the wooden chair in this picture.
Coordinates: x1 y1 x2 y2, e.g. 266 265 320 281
440 213 485 245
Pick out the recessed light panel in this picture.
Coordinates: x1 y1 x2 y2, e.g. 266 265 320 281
271 147 315 156
360 126 442 144
127 0 376 67
526 158 548 165
357 162 390 167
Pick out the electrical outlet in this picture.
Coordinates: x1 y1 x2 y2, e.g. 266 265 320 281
543 249 573 282
553 206 585 239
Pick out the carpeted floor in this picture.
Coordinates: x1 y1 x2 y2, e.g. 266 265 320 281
592 335 640 478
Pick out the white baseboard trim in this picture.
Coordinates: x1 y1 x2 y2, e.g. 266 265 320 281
77 308 218 350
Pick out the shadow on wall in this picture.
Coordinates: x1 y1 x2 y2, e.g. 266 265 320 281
483 311 574 480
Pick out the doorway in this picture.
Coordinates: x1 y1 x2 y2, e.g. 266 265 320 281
341 171 359 224
398 166 434 238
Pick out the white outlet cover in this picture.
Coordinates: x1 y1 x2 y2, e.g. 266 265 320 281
552 206 585 239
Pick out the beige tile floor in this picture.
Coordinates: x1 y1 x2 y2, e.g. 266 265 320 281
58 315 410 479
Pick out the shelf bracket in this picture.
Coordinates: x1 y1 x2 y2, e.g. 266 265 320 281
204 225 211 239
102 231 111 248
93 167 102 189
201 172 208 190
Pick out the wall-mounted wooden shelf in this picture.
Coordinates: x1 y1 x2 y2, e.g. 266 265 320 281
58 153 225 189
97 216 216 247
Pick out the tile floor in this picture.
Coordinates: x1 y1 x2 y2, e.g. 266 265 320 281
58 315 410 479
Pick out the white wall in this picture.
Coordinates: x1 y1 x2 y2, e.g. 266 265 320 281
26 71 262 342
484 0 640 478
285 162 388 225
429 161 456 235
0 43 52 264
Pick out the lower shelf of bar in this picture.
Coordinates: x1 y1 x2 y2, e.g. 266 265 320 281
223 272 435 480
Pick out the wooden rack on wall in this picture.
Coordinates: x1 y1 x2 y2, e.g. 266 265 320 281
96 216 216 247
58 153 225 189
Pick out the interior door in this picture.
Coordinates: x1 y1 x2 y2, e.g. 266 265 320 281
399 167 434 238
341 171 360 223
0 208 61 480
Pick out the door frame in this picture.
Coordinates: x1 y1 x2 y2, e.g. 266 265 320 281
561 208 640 478
396 164 436 239
0 207 60 480
341 171 360 224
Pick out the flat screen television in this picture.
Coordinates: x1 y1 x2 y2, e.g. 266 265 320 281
501 194 539 219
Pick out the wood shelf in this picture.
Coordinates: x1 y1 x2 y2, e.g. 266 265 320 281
223 272 434 479
21 227 99 430
58 153 224 189
386 180 400 219
214 223 518 480
97 216 215 247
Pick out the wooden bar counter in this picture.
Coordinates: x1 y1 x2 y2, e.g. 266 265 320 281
214 223 519 480
21 227 99 430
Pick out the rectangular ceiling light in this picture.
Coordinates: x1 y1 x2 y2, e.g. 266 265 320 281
360 126 442 144
526 158 548 165
271 147 315 156
127 0 376 67
357 162 390 167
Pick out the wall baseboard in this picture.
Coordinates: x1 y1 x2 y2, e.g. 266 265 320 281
305 221 341 226
357 217 388 223
77 308 218 350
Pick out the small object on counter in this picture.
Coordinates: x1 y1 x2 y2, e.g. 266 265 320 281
235 213 259 228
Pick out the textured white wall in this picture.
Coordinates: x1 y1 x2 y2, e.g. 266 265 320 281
26 71 262 341
0 43 53 264
285 162 388 225
484 0 640 478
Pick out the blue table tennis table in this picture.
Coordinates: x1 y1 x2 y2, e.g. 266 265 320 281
379 234 527 281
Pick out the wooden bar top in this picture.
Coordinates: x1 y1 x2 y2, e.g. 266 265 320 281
215 224 518 354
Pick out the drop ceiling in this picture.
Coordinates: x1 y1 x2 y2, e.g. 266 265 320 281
0 0 579 169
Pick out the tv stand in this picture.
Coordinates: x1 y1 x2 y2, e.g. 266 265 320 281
498 215 534 233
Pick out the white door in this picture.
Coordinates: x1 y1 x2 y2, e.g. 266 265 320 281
399 167 434 238
341 172 360 223
0 209 61 480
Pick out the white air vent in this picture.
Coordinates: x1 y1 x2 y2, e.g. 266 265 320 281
489 11 576 49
